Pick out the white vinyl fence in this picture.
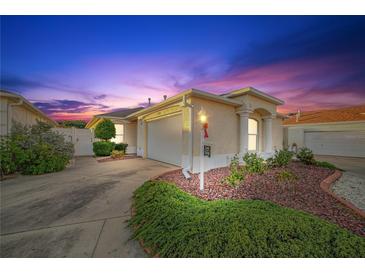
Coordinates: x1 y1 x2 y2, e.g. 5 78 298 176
53 127 95 156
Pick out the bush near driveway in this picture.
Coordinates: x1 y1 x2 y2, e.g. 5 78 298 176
130 181 365 258
93 141 115 156
0 137 18 175
297 147 315 164
297 147 337 170
0 121 74 176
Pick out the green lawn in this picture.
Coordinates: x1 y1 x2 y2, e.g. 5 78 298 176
130 181 365 258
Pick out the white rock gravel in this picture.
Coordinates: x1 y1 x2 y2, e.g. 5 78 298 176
331 172 365 212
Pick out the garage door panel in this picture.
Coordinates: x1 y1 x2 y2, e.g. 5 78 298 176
147 114 182 166
304 131 365 157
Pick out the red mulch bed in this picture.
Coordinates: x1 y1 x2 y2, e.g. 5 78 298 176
97 155 140 163
158 162 365 237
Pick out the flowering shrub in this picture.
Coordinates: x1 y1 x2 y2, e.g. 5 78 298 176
111 150 125 159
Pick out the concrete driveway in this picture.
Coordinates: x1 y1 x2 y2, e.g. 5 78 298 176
0 157 176 258
315 155 365 177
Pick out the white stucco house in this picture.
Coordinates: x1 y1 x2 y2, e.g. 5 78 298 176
87 87 285 173
283 105 365 158
0 90 58 136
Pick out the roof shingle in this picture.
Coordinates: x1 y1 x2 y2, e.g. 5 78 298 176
96 107 144 118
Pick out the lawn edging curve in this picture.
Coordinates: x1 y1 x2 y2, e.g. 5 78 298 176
320 170 365 219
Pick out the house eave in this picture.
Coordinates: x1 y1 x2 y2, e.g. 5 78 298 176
126 88 241 119
223 87 284 105
0 90 58 127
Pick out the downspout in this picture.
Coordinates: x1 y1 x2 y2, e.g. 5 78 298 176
182 95 194 179
7 98 23 135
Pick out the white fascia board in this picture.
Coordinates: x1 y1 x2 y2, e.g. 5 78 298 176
224 87 284 105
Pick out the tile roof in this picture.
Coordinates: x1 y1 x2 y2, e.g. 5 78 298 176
283 105 365 125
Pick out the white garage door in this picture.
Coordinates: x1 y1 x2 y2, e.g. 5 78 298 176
304 131 365 157
147 114 182 166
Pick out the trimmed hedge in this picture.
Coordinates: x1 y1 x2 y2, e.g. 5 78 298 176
94 119 116 141
130 181 365 258
93 141 114 156
114 143 128 153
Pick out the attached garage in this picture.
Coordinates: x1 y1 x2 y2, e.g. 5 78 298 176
284 105 365 158
147 114 182 166
304 131 365 158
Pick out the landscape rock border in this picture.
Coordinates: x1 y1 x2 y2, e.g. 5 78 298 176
320 170 365 219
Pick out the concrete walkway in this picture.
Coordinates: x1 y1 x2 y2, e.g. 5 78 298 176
0 157 176 257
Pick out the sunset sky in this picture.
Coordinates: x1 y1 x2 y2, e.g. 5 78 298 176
1 16 365 121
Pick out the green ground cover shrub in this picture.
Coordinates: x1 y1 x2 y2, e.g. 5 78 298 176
315 161 337 170
130 181 365 258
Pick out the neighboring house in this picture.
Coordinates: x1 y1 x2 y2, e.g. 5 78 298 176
0 90 58 135
86 107 144 154
88 87 285 173
283 105 365 158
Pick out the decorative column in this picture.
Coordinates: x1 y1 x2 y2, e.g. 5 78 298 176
237 110 251 156
263 115 274 154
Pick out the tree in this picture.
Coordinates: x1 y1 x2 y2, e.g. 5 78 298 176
94 119 116 141
59 120 87 128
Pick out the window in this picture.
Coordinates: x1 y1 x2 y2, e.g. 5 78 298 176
111 124 124 143
248 118 258 151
